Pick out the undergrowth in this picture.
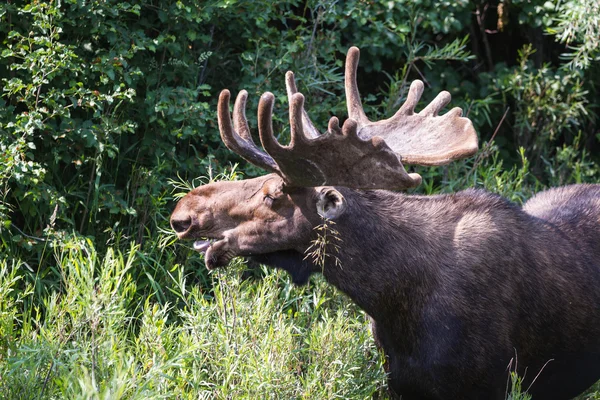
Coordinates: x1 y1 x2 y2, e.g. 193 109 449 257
0 237 387 399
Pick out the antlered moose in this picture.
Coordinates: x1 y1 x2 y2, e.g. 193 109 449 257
171 47 600 400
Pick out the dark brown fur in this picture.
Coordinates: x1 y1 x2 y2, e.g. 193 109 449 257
171 178 600 399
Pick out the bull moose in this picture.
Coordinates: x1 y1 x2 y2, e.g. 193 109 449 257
170 47 600 399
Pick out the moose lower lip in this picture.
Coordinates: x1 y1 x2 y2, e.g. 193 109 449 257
193 240 212 253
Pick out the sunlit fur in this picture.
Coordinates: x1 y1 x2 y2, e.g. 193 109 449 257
172 179 600 400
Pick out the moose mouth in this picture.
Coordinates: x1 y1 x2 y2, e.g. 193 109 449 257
191 236 233 270
193 238 215 253
193 237 315 284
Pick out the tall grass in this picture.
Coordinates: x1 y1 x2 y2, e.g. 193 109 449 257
0 237 387 399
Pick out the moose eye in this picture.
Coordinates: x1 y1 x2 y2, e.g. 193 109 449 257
264 195 275 208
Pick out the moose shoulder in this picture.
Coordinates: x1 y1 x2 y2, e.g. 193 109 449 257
171 47 600 399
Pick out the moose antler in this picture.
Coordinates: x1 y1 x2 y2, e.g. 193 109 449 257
343 46 478 165
217 46 478 190
218 89 420 189
218 89 281 175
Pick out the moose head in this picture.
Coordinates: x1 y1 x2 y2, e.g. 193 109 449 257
170 47 478 272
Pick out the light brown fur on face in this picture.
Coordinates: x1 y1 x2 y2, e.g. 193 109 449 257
170 174 320 269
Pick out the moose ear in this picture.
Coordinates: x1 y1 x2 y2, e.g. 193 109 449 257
316 188 347 219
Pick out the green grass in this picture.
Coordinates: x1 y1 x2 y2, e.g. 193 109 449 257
0 237 387 399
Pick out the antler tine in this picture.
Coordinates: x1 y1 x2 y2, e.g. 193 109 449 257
217 89 280 173
328 116 342 135
345 47 370 125
232 90 253 140
341 118 361 141
419 90 452 117
289 92 311 147
257 91 311 153
257 92 288 159
285 71 320 139
394 80 424 117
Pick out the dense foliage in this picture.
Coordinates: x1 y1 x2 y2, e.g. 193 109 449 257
0 0 598 398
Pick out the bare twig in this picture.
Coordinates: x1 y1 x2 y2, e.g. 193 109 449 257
155 24 170 91
487 106 510 147
411 63 430 88
525 358 554 393
306 6 322 59
475 3 494 70
466 102 474 118
80 153 97 233
468 106 510 178
10 223 47 242
393 63 414 110
504 356 514 400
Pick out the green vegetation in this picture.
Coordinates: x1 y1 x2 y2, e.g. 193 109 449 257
0 0 598 398
1 242 387 398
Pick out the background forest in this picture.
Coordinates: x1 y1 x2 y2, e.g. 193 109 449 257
1 0 599 398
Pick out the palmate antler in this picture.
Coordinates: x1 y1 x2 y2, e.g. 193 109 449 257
217 47 478 190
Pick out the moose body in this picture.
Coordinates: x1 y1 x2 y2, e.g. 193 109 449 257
308 184 600 400
171 47 600 399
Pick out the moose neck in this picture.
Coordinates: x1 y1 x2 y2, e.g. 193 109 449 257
318 189 450 325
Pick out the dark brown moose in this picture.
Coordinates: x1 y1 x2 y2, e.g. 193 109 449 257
171 47 600 400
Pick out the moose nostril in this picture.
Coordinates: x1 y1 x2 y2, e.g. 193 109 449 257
171 216 192 234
